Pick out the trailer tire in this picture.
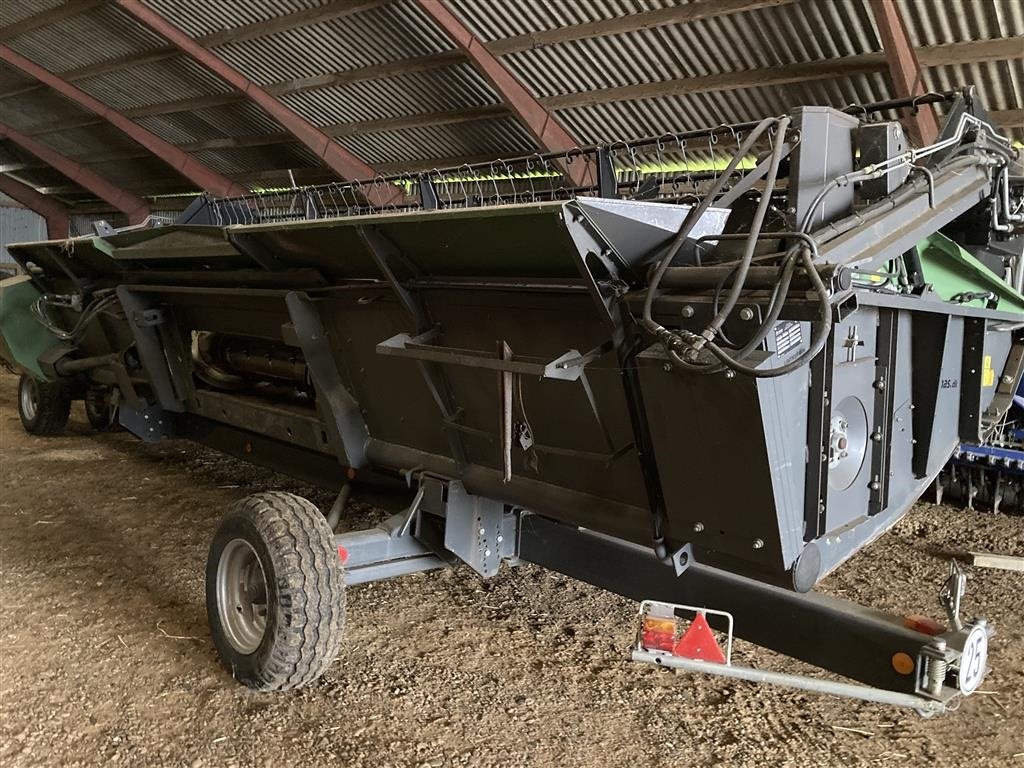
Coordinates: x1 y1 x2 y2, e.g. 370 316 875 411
17 373 71 435
84 386 119 431
206 492 346 691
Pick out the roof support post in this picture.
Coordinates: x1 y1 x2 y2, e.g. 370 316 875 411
0 175 70 239
869 0 941 146
0 121 150 223
111 0 406 208
412 0 591 188
0 44 247 198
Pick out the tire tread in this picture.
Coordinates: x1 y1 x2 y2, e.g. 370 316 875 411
211 492 345 691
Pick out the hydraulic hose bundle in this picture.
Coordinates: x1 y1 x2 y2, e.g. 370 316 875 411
641 110 1018 380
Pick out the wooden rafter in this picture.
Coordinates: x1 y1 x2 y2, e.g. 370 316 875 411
0 173 70 238
0 44 247 197
868 0 941 145
0 120 150 222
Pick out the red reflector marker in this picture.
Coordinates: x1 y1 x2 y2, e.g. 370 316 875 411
904 613 944 636
672 612 727 664
641 616 677 652
337 545 348 564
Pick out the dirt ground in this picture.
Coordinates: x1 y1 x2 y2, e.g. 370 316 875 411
1 371 1022 768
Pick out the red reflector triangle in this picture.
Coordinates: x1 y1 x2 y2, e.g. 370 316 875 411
672 612 726 664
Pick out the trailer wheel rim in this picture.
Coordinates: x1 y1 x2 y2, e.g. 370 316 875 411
20 378 38 421
216 538 269 655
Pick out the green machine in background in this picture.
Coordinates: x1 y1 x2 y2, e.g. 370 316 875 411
0 275 64 379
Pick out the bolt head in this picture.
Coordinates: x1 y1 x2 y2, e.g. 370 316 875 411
693 522 704 532
752 538 765 550
739 307 754 321
681 305 695 318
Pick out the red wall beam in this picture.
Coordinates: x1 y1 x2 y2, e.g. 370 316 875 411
0 44 248 198
0 121 150 223
412 0 591 187
869 0 941 146
0 175 70 239
112 0 405 207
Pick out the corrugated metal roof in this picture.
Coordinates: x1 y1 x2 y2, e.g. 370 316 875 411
210 1 455 84
142 0 330 39
6 4 166 72
0 0 64 28
280 62 497 125
76 55 234 111
901 0 1024 44
193 143 320 175
338 116 536 165
135 102 284 145
0 0 1020 209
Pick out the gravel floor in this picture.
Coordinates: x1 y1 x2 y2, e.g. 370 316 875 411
1 372 1022 767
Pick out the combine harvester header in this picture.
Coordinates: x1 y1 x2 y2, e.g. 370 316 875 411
2 88 1022 713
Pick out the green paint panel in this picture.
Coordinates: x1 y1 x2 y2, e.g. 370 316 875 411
917 233 1024 314
0 275 63 380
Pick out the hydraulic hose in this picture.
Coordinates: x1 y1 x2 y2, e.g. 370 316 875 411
690 116 792 353
642 117 780 340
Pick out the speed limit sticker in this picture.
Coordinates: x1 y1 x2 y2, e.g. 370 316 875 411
958 624 989 695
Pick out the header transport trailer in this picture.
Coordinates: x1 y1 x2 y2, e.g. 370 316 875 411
2 90 1022 713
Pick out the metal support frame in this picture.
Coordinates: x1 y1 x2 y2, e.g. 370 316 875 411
0 44 246 198
517 513 952 701
335 475 515 583
562 199 671 556
284 292 370 468
868 0 941 146
111 0 405 208
869 309 900 514
0 120 150 223
331 468 970 712
804 338 835 541
357 225 469 469
115 288 192 412
0 174 69 239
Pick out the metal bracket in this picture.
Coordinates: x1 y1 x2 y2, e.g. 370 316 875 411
116 288 190 412
939 559 966 631
376 329 609 382
119 400 171 443
443 482 516 578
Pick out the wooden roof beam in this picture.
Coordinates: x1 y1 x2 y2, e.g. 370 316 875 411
0 120 150 222
111 0 404 206
869 0 941 146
